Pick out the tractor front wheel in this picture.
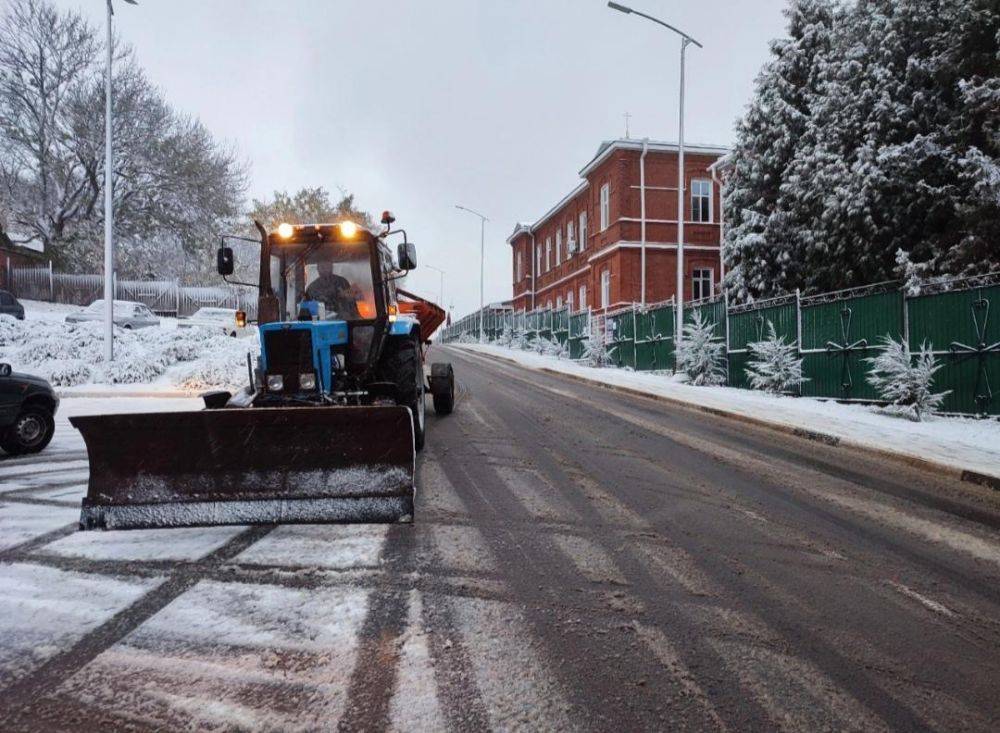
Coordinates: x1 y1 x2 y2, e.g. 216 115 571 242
379 336 426 451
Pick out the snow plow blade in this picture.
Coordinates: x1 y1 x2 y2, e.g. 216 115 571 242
71 406 415 530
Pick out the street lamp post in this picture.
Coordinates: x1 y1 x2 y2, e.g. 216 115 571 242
455 205 488 343
103 0 137 362
607 2 701 349
426 265 445 307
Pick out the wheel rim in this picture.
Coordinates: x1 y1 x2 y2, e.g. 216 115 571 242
15 414 45 446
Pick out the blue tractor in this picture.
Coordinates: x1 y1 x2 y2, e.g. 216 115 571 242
72 213 454 530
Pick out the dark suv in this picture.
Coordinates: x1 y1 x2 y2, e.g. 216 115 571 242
0 290 25 320
0 363 57 455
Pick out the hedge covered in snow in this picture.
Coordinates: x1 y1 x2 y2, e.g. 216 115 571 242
0 316 258 391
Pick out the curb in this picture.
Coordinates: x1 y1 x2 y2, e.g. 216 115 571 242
451 345 1000 492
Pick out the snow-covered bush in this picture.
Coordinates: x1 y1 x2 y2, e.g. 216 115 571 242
100 343 167 384
865 336 949 422
45 359 93 387
675 310 726 386
494 326 514 348
533 334 567 359
744 321 806 394
581 324 611 367
172 338 259 392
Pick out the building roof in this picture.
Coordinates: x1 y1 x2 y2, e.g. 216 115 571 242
578 138 731 177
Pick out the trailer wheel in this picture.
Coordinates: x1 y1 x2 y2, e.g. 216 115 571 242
379 336 425 451
0 406 55 455
431 363 455 415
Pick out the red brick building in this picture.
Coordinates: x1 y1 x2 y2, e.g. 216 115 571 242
507 138 729 313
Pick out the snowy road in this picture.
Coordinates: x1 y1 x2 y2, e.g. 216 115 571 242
2 346 1000 730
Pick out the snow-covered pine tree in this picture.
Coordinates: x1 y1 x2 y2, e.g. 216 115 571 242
744 321 806 394
725 0 1000 299
865 336 949 421
723 0 839 302
675 310 727 386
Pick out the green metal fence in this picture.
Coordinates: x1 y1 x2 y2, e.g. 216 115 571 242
441 272 1000 416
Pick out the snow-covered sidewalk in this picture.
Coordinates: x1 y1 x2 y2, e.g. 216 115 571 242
452 343 1000 484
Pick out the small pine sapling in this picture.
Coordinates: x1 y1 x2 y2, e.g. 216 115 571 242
581 322 611 367
675 310 727 386
744 321 806 394
865 336 949 421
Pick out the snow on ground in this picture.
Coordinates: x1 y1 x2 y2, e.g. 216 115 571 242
0 562 160 687
1 301 256 394
453 343 1000 481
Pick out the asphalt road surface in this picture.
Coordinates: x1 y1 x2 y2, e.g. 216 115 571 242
1 344 999 731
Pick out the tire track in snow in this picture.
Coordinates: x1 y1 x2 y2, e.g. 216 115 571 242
0 524 275 728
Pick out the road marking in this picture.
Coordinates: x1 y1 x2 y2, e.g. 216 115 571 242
634 623 730 732
388 590 447 732
888 581 956 617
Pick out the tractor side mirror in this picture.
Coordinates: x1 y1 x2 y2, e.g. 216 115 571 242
397 242 417 270
235 310 247 329
0 363 10 378
217 246 234 276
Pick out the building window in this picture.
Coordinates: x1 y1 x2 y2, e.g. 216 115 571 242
555 228 562 265
537 244 542 274
516 251 522 281
600 269 611 308
692 268 714 300
579 211 587 250
556 295 563 309
567 290 574 312
545 237 551 271
599 183 610 231
567 220 575 254
691 179 712 223
579 285 587 309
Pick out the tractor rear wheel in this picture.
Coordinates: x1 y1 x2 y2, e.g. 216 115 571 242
379 336 425 451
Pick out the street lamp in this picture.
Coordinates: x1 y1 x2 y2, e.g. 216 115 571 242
425 265 445 307
455 205 488 343
607 1 701 349
103 0 137 362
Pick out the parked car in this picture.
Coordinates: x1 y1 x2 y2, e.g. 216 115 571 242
65 299 160 329
0 363 57 455
177 307 252 338
0 290 25 320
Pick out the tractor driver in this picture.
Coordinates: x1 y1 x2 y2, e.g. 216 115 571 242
305 261 361 320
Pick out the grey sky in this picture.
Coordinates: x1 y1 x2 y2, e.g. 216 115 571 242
53 0 788 316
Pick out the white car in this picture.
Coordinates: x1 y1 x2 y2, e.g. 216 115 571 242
65 300 160 329
177 307 252 338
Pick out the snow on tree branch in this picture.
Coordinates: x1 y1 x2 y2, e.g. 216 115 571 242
745 321 806 394
675 310 727 386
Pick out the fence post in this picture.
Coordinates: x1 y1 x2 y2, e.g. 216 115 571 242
795 288 802 347
175 279 181 315
48 260 54 302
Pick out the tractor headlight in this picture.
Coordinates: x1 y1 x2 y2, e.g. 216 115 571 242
266 374 284 391
299 373 316 390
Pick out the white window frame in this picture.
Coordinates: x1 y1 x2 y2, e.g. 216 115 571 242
692 267 714 300
599 183 610 231
579 211 587 251
567 220 575 254
516 250 522 281
690 179 712 223
555 228 562 265
556 295 563 309
545 237 552 271
579 284 587 309
567 290 574 312
600 269 611 309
